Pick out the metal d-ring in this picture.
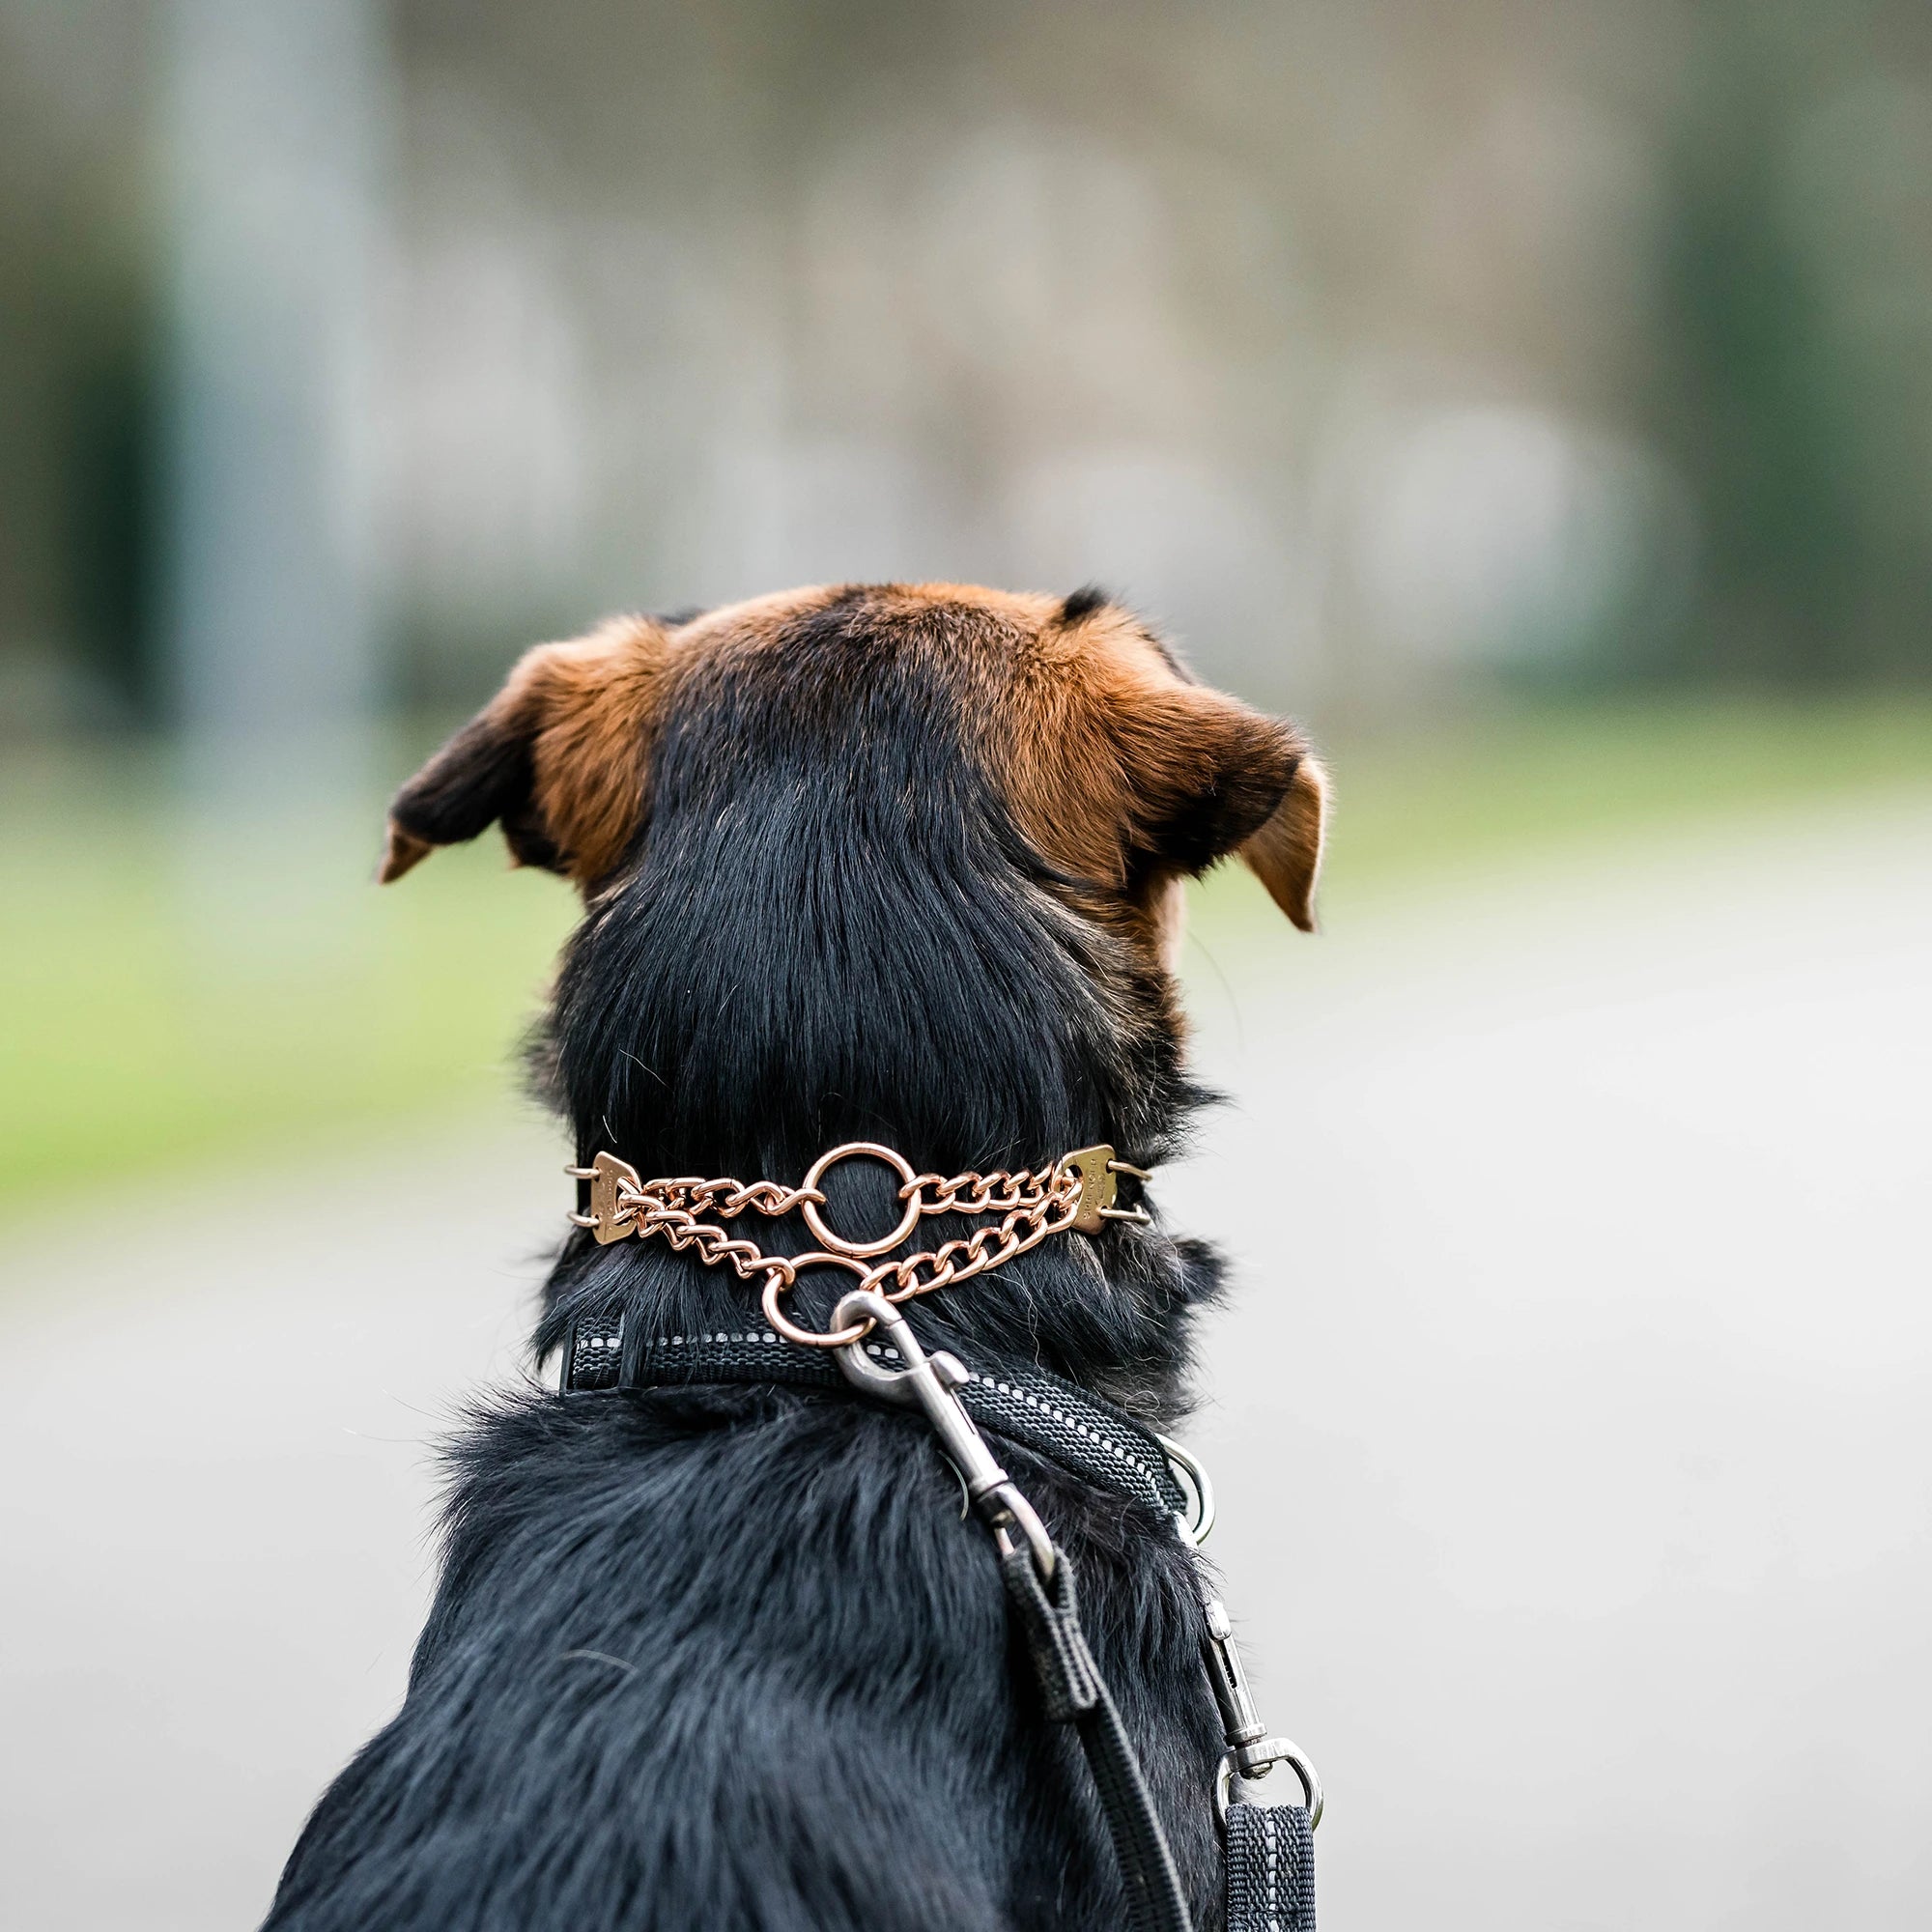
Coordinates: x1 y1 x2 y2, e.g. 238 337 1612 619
1215 1741 1323 1831
758 1250 877 1348
1099 1154 1153 1227
1155 1433 1216 1546
800 1142 923 1258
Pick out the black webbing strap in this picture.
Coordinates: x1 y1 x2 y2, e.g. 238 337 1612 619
1001 1543 1193 1932
561 1310 1189 1519
1225 1803 1316 1932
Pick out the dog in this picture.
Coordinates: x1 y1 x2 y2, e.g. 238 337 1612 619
262 582 1326 1931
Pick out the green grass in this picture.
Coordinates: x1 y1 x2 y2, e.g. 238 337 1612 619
1314 696 1932 896
0 745 577 1215
3 698 1927 1219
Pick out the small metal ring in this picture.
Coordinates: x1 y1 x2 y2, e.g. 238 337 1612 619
759 1254 875 1348
992 1498 1059 1587
1214 1744 1323 1831
1155 1434 1216 1546
799 1143 923 1258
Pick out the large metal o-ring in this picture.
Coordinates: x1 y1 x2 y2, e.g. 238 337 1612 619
1214 1744 1323 1832
799 1142 923 1259
760 1255 875 1348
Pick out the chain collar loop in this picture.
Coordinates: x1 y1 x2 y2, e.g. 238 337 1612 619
566 1139 1151 1346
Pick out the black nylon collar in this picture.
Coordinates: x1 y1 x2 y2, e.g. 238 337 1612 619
560 1309 1189 1520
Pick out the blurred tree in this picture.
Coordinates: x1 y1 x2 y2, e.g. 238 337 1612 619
7 0 1932 728
64 297 160 714
0 0 154 726
1647 1 1932 686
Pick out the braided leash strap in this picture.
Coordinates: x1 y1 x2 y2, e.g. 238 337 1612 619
1000 1544 1194 1932
1225 1803 1317 1932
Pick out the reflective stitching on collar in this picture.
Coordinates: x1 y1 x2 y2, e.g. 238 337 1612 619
983 1377 1162 1491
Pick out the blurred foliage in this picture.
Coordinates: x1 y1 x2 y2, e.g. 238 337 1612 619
5 699 1928 1222
0 742 576 1215
6 1 1932 730
4 3 1931 1225
1647 2 1932 686
1308 696 1932 891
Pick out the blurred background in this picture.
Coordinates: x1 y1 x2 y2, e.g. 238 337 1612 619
1 3 1927 1927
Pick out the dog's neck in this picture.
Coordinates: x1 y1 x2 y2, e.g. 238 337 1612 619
531 682 1220 1418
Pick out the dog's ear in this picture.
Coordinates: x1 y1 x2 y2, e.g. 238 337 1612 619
379 615 674 888
1239 748 1328 932
1115 687 1328 931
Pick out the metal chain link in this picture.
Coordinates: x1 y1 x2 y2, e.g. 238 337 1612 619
568 1141 1134 1348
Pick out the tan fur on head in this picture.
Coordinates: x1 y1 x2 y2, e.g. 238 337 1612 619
975 597 1327 945
380 614 676 890
379 586 1327 940
520 619 677 881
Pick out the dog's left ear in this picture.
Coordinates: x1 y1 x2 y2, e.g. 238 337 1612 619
1239 750 1328 932
1119 688 1328 931
379 615 674 888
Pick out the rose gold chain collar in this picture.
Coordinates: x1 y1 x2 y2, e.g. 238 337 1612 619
566 1140 1151 1348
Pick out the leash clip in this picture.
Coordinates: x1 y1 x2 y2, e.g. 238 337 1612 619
1202 1593 1324 1829
832 1290 1057 1582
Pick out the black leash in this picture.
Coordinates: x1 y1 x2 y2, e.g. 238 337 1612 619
561 1296 1317 1931
1000 1539 1190 1932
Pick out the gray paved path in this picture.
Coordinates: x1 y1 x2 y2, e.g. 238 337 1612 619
0 1127 561 1931
3 794 1928 1930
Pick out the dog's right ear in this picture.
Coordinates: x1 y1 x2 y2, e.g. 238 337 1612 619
379 615 675 889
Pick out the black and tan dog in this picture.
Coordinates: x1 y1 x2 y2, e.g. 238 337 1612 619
264 582 1325 1931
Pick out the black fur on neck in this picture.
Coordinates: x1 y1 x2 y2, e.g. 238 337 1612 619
531 593 1225 1420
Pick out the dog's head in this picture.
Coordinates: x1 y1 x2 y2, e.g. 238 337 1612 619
388 584 1324 1388
381 582 1325 955
384 583 1324 1181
